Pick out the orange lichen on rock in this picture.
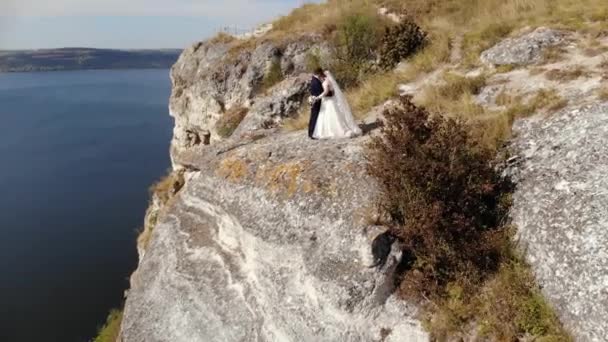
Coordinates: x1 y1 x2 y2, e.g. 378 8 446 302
256 161 310 197
217 157 249 182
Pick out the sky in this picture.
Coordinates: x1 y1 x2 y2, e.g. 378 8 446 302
0 0 320 50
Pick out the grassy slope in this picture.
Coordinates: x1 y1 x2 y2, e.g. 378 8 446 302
278 0 607 145
270 0 608 340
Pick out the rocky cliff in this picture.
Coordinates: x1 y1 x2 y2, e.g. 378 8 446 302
120 11 608 341
120 31 428 342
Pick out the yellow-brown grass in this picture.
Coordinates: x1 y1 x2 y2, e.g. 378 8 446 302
348 71 401 119
545 65 591 82
543 45 569 63
138 171 186 251
282 105 310 132
216 106 249 138
418 72 487 118
598 86 608 101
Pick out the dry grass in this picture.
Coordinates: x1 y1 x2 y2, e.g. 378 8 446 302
402 32 452 78
208 32 237 45
598 86 608 101
501 89 568 119
419 72 487 118
282 105 310 132
495 64 518 73
543 45 569 63
216 106 249 138
271 0 383 39
375 0 607 67
149 171 185 205
579 35 608 57
545 65 591 82
138 171 186 251
348 71 401 119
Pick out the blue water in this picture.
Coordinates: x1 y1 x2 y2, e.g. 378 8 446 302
0 69 173 341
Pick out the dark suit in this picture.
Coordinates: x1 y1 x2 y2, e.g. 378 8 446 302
308 76 323 138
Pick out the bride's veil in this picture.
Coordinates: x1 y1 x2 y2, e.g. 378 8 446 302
325 71 361 134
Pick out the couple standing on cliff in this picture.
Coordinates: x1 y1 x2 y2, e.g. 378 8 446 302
307 68 362 139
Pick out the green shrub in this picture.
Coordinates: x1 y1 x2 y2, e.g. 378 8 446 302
337 13 379 63
305 51 322 72
379 19 427 69
216 106 249 138
367 96 512 299
262 60 283 90
331 12 385 88
93 309 123 342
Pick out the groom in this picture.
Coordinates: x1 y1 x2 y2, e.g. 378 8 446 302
308 68 325 139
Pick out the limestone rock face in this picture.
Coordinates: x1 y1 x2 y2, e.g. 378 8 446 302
169 35 328 154
480 27 565 65
233 74 310 136
508 102 608 341
121 131 428 342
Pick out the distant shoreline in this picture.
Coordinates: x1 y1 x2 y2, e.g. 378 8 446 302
0 48 182 73
0 66 174 74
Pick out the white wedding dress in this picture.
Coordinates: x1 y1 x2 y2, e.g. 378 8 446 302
312 72 362 139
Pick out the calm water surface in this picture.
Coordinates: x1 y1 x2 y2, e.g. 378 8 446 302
0 69 173 341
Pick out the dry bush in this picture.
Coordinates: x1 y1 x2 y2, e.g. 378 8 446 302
367 96 512 299
367 96 570 340
215 107 249 138
379 19 427 69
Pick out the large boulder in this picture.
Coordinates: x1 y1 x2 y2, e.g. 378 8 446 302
169 34 329 152
232 74 310 136
120 131 428 342
480 27 565 66
508 102 608 341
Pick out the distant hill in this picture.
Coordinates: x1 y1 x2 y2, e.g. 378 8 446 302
0 48 182 72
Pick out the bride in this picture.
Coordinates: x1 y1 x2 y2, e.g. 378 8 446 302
312 70 362 139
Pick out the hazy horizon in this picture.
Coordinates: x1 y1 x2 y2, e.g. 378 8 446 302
0 1 321 50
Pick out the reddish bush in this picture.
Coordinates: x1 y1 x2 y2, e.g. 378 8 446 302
367 96 512 299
